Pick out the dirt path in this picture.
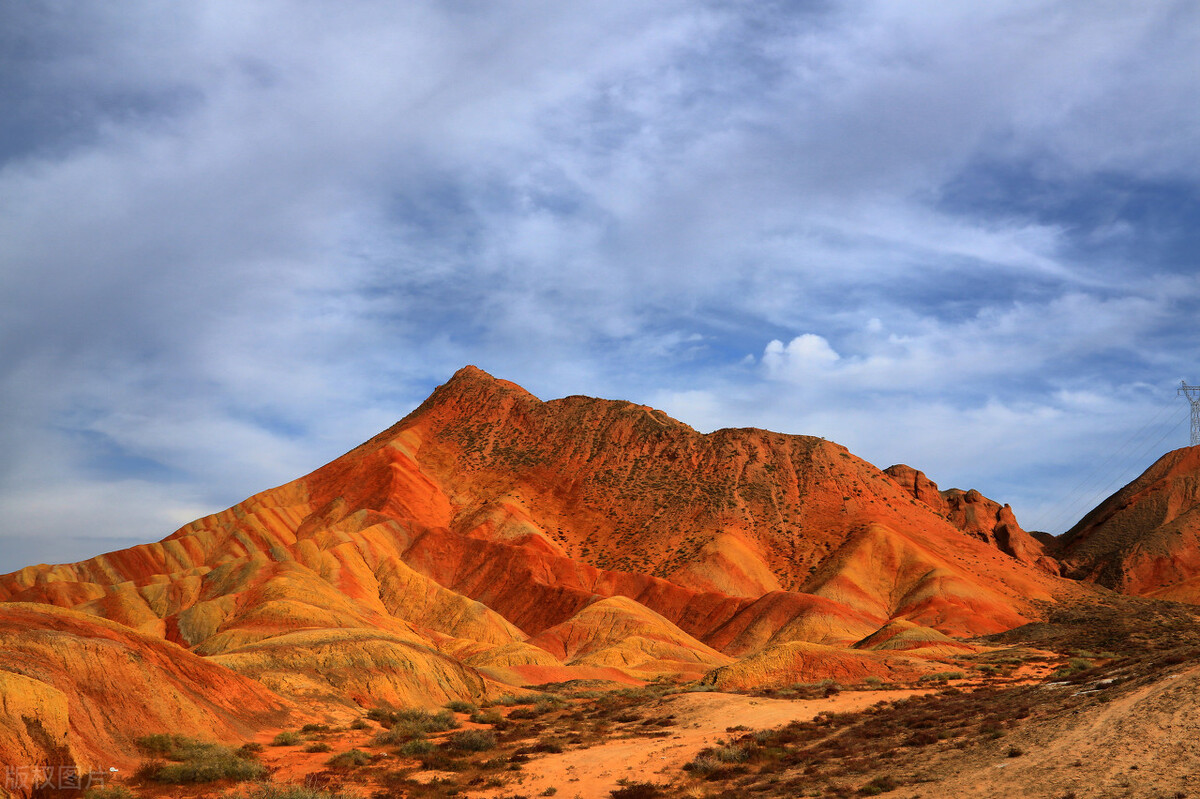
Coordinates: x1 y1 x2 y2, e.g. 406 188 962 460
900 664 1200 799
482 688 928 799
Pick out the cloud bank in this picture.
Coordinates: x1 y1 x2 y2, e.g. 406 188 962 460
2 1 1199 571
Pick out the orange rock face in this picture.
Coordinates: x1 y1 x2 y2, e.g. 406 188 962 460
0 366 1085 777
0 603 290 774
1057 446 1200 600
883 464 1060 575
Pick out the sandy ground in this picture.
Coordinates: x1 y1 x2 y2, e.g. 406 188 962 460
100 690 928 798
895 664 1200 799
479 688 929 799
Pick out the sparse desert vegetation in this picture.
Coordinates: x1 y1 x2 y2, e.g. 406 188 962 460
86 603 1185 799
131 733 267 784
9 371 1200 799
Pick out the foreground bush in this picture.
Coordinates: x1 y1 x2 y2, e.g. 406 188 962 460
609 783 664 799
327 748 372 768
134 734 193 759
372 709 460 743
398 738 436 756
222 786 359 799
860 774 900 795
133 734 267 784
446 729 497 751
469 708 505 726
82 788 134 799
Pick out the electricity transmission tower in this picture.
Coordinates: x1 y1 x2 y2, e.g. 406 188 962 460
1181 381 1200 446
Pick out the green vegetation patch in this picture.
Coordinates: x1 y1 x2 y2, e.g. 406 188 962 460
327 748 373 768
222 786 360 799
133 734 266 784
370 707 461 743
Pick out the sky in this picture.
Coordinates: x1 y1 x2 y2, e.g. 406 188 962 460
3 1 1200 573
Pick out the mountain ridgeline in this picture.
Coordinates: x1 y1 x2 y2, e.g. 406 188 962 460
1 365 1198 780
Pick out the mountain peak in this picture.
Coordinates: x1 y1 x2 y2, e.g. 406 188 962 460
397 365 541 427
449 363 495 381
443 364 539 398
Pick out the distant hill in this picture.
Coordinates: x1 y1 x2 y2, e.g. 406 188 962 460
1057 445 1200 601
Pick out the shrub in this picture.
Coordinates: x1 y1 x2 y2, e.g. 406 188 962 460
1006 746 1025 758
918 672 963 683
712 745 749 763
132 760 163 781
683 755 720 774
399 738 436 756
349 718 370 730
304 742 332 753
146 748 267 783
83 788 135 799
238 742 264 756
509 706 543 720
1051 658 1095 679
374 709 460 743
469 708 506 726
366 707 394 724
535 695 566 712
271 731 302 746
222 787 359 799
419 751 468 772
327 748 372 768
902 731 940 747
493 693 526 706
447 729 497 751
495 691 563 707
445 700 477 713
134 733 192 759
133 734 267 784
610 783 664 799
300 723 331 734
859 775 899 795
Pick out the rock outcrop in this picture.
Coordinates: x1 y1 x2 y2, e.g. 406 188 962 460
884 464 1060 574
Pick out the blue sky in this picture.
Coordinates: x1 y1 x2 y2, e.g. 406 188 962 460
2 1 1200 572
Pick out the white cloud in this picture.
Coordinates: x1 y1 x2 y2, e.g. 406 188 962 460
2 1 1200 570
762 334 841 380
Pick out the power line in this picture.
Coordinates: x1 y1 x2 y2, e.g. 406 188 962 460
1055 405 1189 534
1049 395 1179 528
1179 380 1200 446
1044 396 1185 533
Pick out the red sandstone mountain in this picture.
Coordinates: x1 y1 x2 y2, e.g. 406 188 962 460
0 366 1081 776
883 464 1060 574
1057 445 1200 601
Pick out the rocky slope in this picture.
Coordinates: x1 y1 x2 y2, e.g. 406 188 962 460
883 464 1060 574
0 366 1082 782
1057 445 1200 601
0 603 290 775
